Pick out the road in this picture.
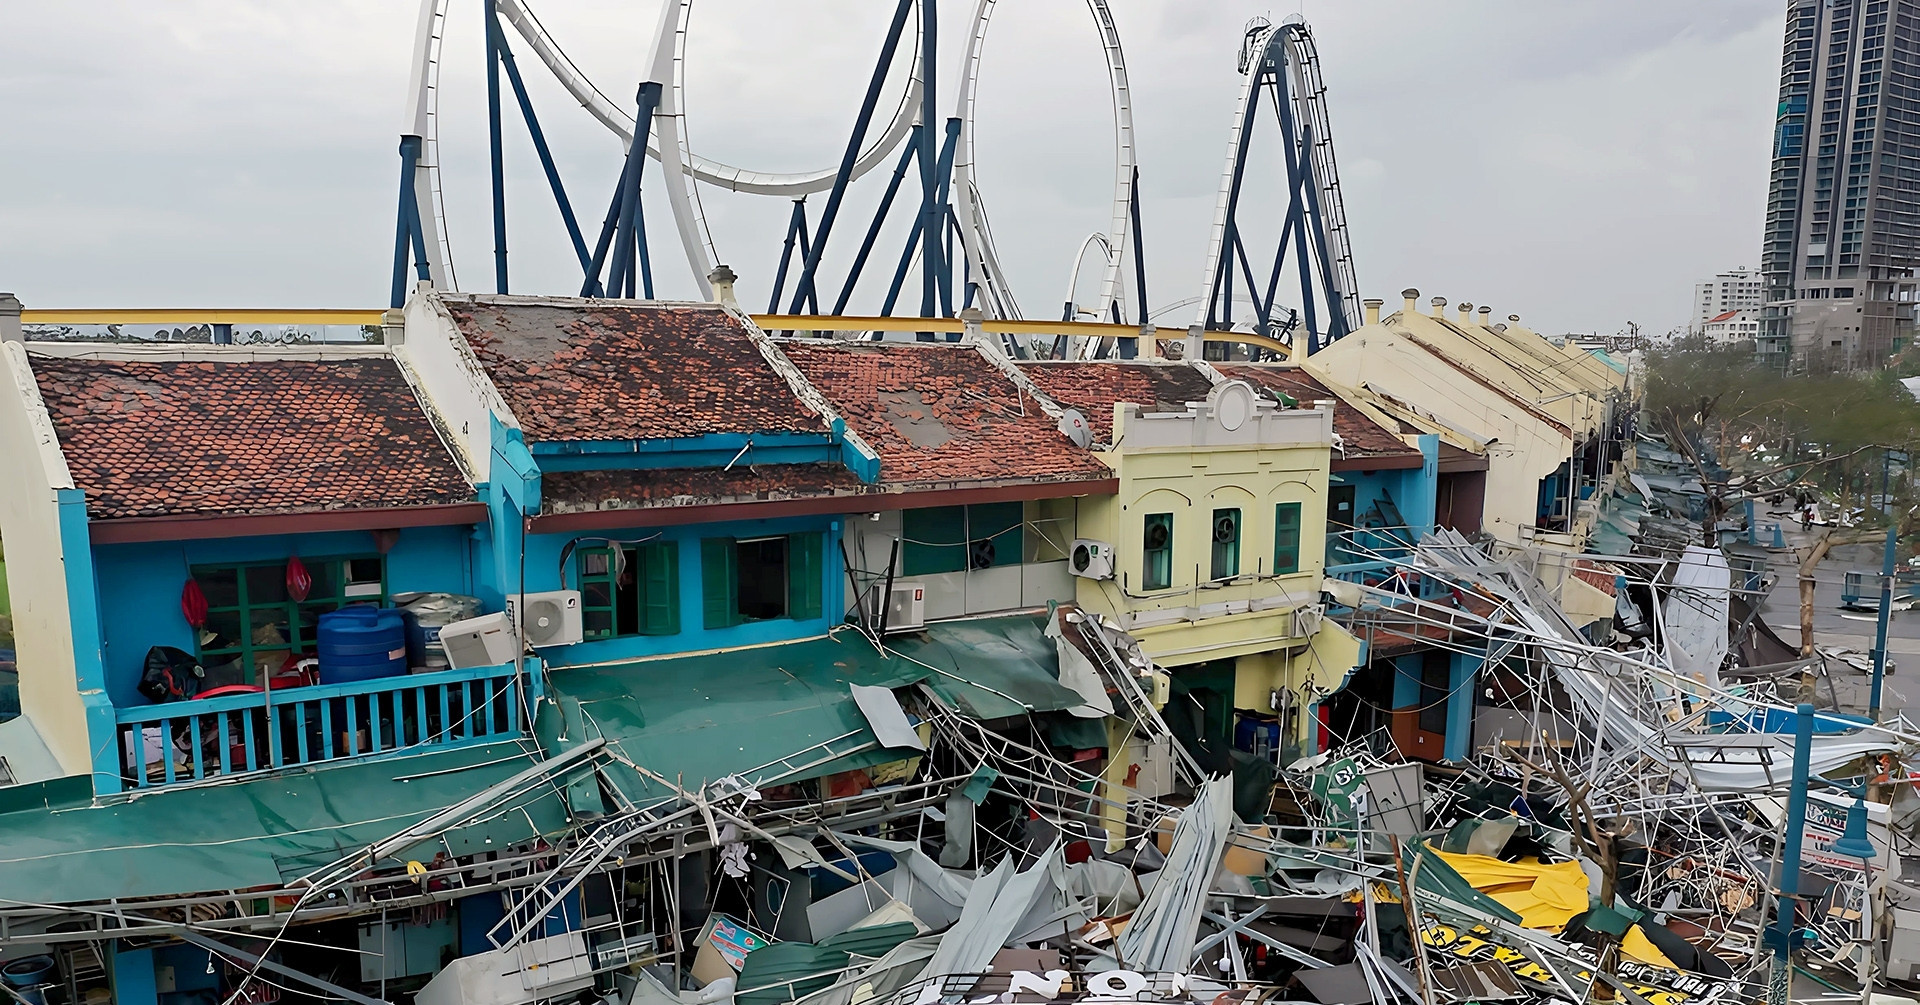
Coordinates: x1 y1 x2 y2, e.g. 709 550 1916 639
1754 525 1920 718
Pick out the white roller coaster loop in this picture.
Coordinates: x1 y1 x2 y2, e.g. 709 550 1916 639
402 0 1139 317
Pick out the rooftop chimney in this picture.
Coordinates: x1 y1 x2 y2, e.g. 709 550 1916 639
707 264 740 311
1401 288 1420 315
381 308 406 346
1477 305 1492 328
1457 302 1474 325
0 293 19 344
1363 298 1384 325
1508 313 1522 328
1429 296 1447 318
958 306 986 344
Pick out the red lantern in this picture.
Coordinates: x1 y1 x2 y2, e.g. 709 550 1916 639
181 578 208 629
286 556 312 602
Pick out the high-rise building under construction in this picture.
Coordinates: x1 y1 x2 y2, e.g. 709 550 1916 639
1760 0 1920 371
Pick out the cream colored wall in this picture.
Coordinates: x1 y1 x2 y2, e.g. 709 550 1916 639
1307 326 1570 547
1073 407 1332 668
0 342 88 775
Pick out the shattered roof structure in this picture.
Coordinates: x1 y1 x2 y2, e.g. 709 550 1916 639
779 341 1113 488
30 354 474 522
446 295 825 443
1016 360 1216 449
1215 364 1425 467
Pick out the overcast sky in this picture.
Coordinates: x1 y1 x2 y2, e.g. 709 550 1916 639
0 1 1781 337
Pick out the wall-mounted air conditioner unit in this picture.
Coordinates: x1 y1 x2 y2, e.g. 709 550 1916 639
441 612 518 670
508 590 584 648
1293 602 1325 638
1070 540 1115 580
873 582 925 634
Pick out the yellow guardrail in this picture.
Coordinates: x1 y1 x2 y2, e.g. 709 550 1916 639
19 308 1289 356
20 309 387 325
753 314 1291 356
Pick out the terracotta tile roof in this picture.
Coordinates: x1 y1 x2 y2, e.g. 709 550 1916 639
777 342 1111 486
1216 365 1421 461
1016 361 1215 447
446 297 823 443
33 356 472 521
542 464 868 514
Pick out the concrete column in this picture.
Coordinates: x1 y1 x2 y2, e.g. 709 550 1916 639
1445 650 1482 762
0 293 21 343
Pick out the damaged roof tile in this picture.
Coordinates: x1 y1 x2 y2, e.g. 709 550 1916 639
446 296 824 443
32 356 472 521
1216 364 1423 460
1016 360 1217 447
778 342 1111 487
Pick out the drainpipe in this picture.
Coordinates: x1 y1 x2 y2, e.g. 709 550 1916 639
0 293 21 343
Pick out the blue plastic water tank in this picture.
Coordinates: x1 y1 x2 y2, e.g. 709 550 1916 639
316 607 408 683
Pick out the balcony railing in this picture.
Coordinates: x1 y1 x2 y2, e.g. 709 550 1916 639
113 663 527 791
1323 526 1466 612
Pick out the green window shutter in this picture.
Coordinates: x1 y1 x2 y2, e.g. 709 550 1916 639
788 532 825 621
902 506 966 575
638 542 681 636
1142 513 1173 591
1210 508 1240 580
701 538 739 630
1274 502 1302 575
577 546 618 640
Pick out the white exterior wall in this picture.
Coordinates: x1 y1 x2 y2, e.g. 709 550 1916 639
1693 268 1763 329
393 291 522 480
0 342 88 775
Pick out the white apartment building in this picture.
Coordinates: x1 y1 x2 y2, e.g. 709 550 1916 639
1701 309 1759 346
1692 267 1762 331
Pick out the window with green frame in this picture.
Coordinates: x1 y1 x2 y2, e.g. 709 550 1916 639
901 502 1024 576
1209 508 1240 580
701 532 824 630
1142 513 1173 591
576 542 680 640
1273 502 1303 575
193 556 386 683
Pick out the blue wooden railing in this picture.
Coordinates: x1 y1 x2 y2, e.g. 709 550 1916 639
113 663 526 790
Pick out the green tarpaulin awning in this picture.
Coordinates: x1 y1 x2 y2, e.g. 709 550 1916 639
0 615 1085 909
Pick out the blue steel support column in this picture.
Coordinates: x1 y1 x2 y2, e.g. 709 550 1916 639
1767 703 1817 1005
1873 525 1896 720
788 0 916 314
495 30 590 271
1124 166 1147 358
1267 74 1319 352
935 116 962 321
1292 121 1348 345
1209 40 1269 331
606 83 664 299
770 199 809 313
485 0 510 293
834 128 923 314
916 0 943 321
391 135 433 308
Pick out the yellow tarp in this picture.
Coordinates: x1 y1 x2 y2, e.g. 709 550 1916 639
1428 847 1591 929
1428 846 1678 969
